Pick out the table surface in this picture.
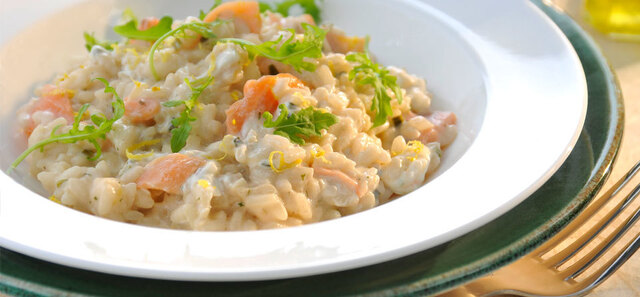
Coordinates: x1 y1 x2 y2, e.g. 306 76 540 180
551 1 639 296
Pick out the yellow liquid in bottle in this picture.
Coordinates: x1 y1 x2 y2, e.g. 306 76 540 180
585 0 640 39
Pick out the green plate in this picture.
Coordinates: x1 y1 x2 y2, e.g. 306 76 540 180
0 1 623 296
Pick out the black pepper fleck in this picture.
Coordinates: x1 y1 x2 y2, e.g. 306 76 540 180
268 64 279 75
233 137 243 147
392 116 403 127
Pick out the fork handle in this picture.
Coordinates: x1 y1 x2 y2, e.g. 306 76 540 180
439 257 583 297
437 263 527 297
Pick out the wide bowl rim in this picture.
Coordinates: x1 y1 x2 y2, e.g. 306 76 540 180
404 2 624 294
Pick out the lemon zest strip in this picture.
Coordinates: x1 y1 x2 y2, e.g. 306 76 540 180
269 151 302 173
311 146 330 164
125 47 139 57
219 135 234 153
49 195 61 204
207 55 217 77
73 109 90 121
45 88 75 98
293 92 310 108
126 139 162 160
405 140 424 161
57 73 70 83
390 140 424 161
197 179 214 189
213 135 236 161
210 152 227 161
230 90 242 101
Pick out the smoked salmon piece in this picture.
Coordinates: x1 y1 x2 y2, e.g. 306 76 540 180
203 1 262 34
421 111 457 144
124 97 160 125
314 167 365 198
136 153 206 195
326 28 366 54
225 73 305 134
25 85 75 135
138 17 160 31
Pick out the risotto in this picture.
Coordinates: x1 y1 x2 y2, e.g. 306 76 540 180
12 1 457 230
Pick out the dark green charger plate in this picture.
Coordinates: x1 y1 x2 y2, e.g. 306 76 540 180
0 1 623 296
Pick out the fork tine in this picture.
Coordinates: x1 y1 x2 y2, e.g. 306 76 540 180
576 227 640 293
544 172 640 268
563 182 640 280
536 161 640 261
436 162 640 297
541 187 634 267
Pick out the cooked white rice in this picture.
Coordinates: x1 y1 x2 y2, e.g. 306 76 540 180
17 8 456 230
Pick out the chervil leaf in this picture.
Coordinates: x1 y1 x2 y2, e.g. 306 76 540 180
90 114 106 126
149 21 225 80
97 78 126 120
260 0 322 23
346 52 402 128
83 32 114 52
113 16 173 41
223 23 326 73
10 78 125 171
263 104 337 145
165 75 214 153
169 116 194 153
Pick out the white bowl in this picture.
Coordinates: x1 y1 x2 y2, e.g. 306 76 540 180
0 0 586 280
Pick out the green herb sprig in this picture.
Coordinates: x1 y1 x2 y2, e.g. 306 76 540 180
149 21 224 80
223 23 326 73
263 104 337 145
10 78 125 171
83 32 115 52
162 75 214 153
260 0 322 24
346 52 403 128
113 16 173 41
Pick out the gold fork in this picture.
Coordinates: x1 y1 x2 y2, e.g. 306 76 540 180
438 160 640 297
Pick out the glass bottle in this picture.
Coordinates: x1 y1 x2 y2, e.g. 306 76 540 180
585 0 640 39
